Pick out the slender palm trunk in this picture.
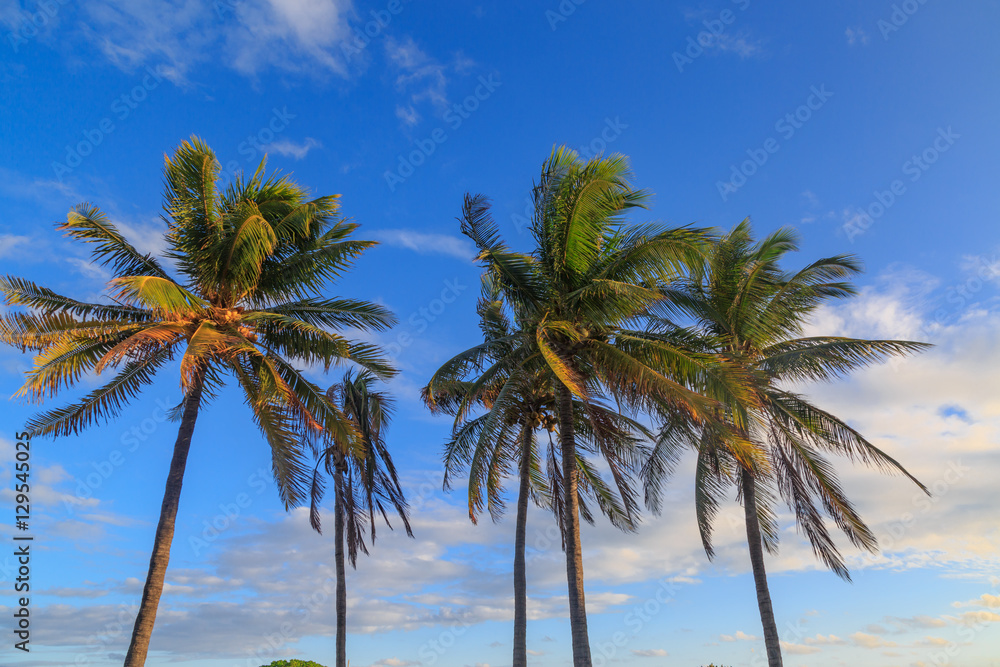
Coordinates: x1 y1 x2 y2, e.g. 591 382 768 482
742 468 783 667
512 424 533 667
556 383 592 667
334 467 348 667
124 373 205 667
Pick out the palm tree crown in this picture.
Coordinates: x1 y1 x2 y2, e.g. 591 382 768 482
649 219 930 666
0 136 396 667
428 147 741 666
308 369 411 667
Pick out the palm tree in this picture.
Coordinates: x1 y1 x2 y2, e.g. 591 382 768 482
307 369 412 667
647 220 930 666
425 298 645 667
0 137 395 667
428 148 735 666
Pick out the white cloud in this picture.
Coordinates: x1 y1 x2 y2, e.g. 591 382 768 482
805 633 847 645
80 0 356 83
4 497 634 659
785 276 1000 577
65 257 112 281
631 648 668 656
267 137 322 159
371 229 475 260
720 630 757 642
112 217 170 258
780 641 820 654
851 631 897 649
0 234 30 258
225 0 354 77
949 610 1000 625
918 636 951 646
953 593 1000 609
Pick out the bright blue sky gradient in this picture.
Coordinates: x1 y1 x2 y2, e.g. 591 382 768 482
1 1 999 666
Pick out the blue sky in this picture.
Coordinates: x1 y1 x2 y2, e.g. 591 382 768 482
1 1 999 666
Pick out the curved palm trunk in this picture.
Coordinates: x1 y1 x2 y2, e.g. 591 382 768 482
556 383 592 666
334 467 348 667
124 374 205 667
742 468 783 667
512 424 533 667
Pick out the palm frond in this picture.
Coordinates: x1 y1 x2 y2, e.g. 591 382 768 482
60 204 172 279
25 347 174 437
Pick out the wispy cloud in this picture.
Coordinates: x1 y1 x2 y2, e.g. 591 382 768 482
267 137 322 159
385 36 476 122
0 234 30 259
65 257 112 281
371 229 474 260
78 0 356 84
846 26 870 46
385 36 451 114
112 217 170 258
81 0 213 84
0 167 79 208
395 104 421 127
706 32 763 58
631 648 668 657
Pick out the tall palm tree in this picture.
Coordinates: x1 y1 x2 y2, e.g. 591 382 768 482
647 220 930 666
428 148 738 665
425 298 645 667
307 369 412 667
0 137 395 667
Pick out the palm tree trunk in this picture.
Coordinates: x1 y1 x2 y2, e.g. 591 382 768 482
513 424 532 667
334 467 348 667
556 383 592 667
742 468 783 667
123 373 205 667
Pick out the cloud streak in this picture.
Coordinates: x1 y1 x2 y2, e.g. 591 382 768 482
371 229 475 260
